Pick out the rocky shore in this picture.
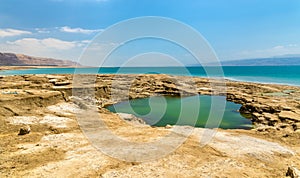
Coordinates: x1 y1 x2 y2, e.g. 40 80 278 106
1 74 300 177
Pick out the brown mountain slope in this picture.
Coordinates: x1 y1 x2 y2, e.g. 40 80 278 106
0 52 79 66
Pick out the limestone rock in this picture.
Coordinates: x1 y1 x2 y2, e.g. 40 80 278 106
117 113 146 125
255 124 276 132
283 106 292 111
286 166 300 178
54 80 71 86
18 125 31 135
279 111 300 122
252 112 261 119
263 113 279 126
263 113 279 121
165 124 173 129
292 123 300 131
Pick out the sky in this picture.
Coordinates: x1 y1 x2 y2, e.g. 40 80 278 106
0 0 300 66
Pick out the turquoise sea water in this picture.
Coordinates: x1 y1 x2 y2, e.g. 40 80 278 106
1 66 300 86
106 95 253 129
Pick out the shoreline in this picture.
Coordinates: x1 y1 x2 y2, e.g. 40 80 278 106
0 65 82 71
223 76 300 87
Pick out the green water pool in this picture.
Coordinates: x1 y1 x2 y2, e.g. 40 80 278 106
106 95 253 129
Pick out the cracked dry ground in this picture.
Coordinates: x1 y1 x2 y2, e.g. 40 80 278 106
0 74 300 177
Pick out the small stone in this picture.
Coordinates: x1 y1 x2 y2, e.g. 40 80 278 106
165 124 173 129
286 166 300 178
18 125 30 135
48 79 57 83
292 123 300 131
283 106 292 111
54 80 71 86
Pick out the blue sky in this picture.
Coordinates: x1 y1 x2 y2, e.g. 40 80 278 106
0 0 300 65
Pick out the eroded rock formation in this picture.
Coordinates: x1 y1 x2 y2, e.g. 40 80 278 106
1 74 300 177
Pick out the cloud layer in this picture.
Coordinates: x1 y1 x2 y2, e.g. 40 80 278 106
60 26 103 34
1 37 88 60
0 27 100 61
236 44 300 59
1 26 299 63
7 38 79 50
0 29 32 37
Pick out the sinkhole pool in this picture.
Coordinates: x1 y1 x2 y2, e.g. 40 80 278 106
106 95 253 129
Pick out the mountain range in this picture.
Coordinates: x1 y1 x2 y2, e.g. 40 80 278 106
1 52 300 67
0 52 79 66
219 57 300 66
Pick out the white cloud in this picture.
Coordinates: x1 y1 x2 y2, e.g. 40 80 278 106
81 40 92 44
273 45 284 49
60 26 103 34
7 38 78 50
1 38 86 60
35 28 51 34
0 29 31 37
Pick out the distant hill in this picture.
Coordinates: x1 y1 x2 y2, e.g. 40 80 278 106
221 57 300 66
218 57 300 66
0 52 79 66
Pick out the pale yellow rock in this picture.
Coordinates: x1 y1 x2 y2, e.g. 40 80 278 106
279 111 300 122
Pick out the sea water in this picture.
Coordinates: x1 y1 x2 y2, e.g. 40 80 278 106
1 66 300 86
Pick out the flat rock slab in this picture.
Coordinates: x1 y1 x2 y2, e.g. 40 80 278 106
279 111 300 122
194 129 294 160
